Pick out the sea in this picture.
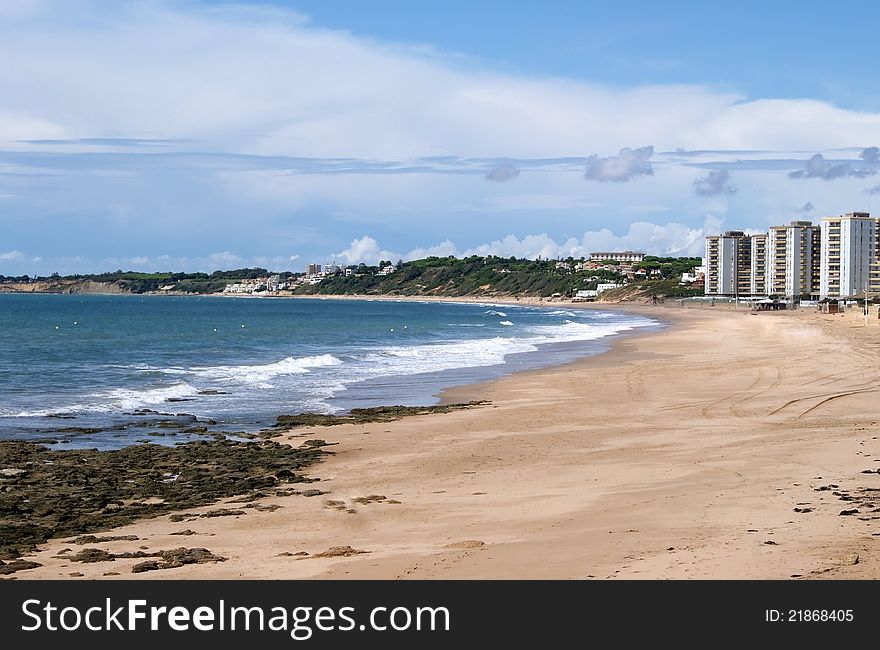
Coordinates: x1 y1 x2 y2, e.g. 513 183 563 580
0 294 657 449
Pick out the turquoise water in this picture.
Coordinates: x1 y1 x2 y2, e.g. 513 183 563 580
0 294 655 449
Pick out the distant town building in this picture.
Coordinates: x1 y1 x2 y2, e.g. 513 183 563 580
596 282 622 294
223 279 265 294
305 263 322 278
324 263 342 275
589 251 645 263
377 264 397 276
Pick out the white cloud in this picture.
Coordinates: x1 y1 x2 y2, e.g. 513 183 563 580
4 4 880 160
335 217 723 264
584 146 654 182
0 250 27 261
404 240 458 260
205 251 243 268
334 236 400 265
463 234 567 260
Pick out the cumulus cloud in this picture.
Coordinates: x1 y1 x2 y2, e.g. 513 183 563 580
798 201 815 213
384 217 722 261
788 153 876 180
867 185 880 195
584 146 654 182
484 163 520 182
334 236 400 266
693 169 736 196
0 250 27 262
861 146 879 162
404 240 458 260
205 251 243 268
462 234 568 260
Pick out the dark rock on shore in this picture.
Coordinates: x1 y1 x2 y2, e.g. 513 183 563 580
272 401 488 431
69 548 115 563
311 545 369 558
0 559 42 575
131 547 225 573
201 508 245 518
0 438 331 560
131 560 159 573
73 534 139 545
39 427 102 435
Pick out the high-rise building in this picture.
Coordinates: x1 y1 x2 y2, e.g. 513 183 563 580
766 221 820 298
705 231 752 296
871 228 880 295
820 212 875 299
749 233 767 296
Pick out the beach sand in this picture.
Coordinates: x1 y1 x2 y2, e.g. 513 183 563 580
16 302 880 579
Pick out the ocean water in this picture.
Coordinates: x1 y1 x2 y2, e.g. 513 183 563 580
0 294 656 449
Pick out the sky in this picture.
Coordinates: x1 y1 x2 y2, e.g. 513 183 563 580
2 0 880 275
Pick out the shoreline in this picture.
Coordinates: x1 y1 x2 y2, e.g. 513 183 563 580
13 301 880 579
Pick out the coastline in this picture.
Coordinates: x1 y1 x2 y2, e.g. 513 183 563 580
12 301 880 579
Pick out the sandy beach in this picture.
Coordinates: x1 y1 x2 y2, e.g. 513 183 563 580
15 300 880 580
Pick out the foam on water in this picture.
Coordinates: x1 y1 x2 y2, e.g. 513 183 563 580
3 382 202 417
0 295 658 445
190 354 342 388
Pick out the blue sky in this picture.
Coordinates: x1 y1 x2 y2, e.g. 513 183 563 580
2 0 880 274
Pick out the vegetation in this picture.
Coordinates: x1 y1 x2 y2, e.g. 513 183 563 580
1 255 704 300
634 256 703 276
599 277 704 301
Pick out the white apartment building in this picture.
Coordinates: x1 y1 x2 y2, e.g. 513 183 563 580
820 212 875 299
766 221 820 298
705 231 752 296
749 234 767 296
